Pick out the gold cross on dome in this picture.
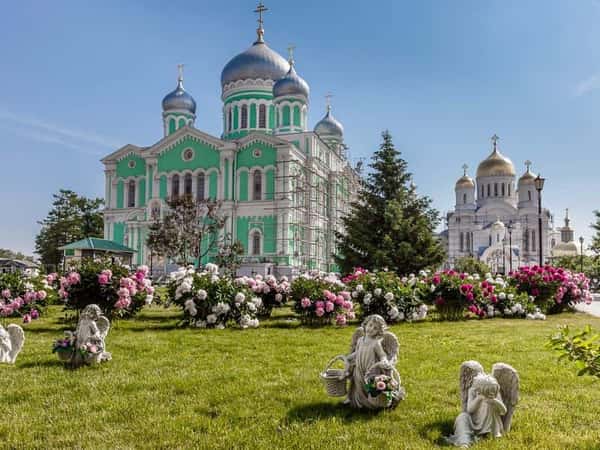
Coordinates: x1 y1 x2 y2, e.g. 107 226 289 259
491 134 500 150
524 160 532 171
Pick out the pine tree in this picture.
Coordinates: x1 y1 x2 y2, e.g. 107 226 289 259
35 189 104 269
335 131 445 274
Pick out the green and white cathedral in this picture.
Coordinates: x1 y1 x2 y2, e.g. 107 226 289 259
101 5 360 276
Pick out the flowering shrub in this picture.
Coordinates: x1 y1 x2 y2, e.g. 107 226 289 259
51 259 153 317
234 274 290 318
0 270 52 323
167 264 260 329
345 269 427 323
509 266 593 314
290 271 354 326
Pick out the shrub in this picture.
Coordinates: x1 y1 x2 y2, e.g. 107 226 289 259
0 269 53 322
233 274 290 318
547 325 600 378
167 264 260 329
52 259 154 318
346 269 427 323
453 257 491 277
291 272 354 326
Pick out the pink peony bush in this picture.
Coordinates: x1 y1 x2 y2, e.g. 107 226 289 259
234 274 290 318
0 269 52 323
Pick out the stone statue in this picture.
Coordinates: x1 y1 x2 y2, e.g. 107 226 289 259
446 361 519 447
344 315 405 409
0 324 24 364
65 304 111 367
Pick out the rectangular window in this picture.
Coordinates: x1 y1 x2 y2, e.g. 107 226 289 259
127 181 136 207
197 174 205 200
259 104 266 128
501 183 505 196
508 183 511 196
494 183 498 196
531 230 536 252
487 184 490 197
241 105 248 129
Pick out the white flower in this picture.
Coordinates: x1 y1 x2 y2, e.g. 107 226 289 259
401 277 408 283
363 294 372 305
356 284 364 293
388 307 399 320
211 275 219 283
430 284 436 292
419 270 427 277
252 297 262 307
275 293 283 302
398 311 405 321
485 273 492 279
184 299 198 317
248 302 257 312
499 292 506 300
508 293 514 301
384 292 394 302
409 273 416 279
235 292 246 303
205 263 219 274
352 291 358 298
197 289 208 300
24 282 33 290
145 295 154 305
212 302 230 315
195 320 207 328
374 288 382 297
408 278 416 287
216 323 225 329
473 274 480 280
206 314 217 324
467 275 474 281
240 314 251 328
487 306 495 318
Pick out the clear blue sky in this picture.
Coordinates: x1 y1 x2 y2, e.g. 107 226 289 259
1 0 599 256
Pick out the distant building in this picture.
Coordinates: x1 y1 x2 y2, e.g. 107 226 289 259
60 237 135 266
443 135 576 272
0 258 38 274
550 209 579 259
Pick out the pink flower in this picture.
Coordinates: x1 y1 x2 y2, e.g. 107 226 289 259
347 311 356 320
24 291 35 303
117 287 130 298
376 381 387 391
315 301 324 310
342 301 353 311
88 344 98 354
137 265 149 275
435 297 444 306
315 307 325 317
58 288 68 299
340 291 351 300
1 289 10 298
146 286 155 295
101 269 113 279
67 272 80 285
30 309 39 319
36 290 47 300
23 314 31 324
334 295 344 306
135 271 145 282
300 297 311 309
46 273 57 284
432 275 441 285
466 292 474 302
336 314 347 326
98 273 110 285
325 301 335 313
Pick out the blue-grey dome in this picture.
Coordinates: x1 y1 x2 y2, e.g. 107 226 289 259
314 107 343 138
273 63 309 99
162 79 196 114
221 41 290 87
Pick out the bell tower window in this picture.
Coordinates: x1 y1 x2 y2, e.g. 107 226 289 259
241 104 248 129
259 104 266 128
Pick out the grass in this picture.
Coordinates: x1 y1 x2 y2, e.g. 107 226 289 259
1 306 600 449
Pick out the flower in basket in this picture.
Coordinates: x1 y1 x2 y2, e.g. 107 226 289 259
364 374 399 403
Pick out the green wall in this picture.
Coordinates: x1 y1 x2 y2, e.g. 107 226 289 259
224 159 230 200
265 168 275 200
209 172 218 199
237 140 277 169
113 222 125 245
138 179 146 207
236 215 277 255
239 171 248 201
116 154 146 178
157 136 220 173
159 175 167 199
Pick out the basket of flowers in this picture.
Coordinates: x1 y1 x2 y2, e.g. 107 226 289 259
320 355 348 397
364 367 403 408
52 333 76 362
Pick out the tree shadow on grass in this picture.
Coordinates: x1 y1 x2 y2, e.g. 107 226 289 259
285 401 382 424
418 418 455 446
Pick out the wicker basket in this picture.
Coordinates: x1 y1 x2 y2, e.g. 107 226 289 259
320 355 348 397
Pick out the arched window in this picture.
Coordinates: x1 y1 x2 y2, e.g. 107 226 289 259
463 193 467 204
508 183 511 196
228 108 232 132
501 183 505 196
172 174 180 198
531 230 536 252
168 118 176 134
197 173 205 200
259 104 266 128
551 238 556 248
241 104 248 128
282 105 291 126
466 232 471 253
251 231 261 255
524 229 529 252
528 190 532 201
184 173 192 196
253 170 262 200
487 184 491 197
178 118 186 129
127 180 136 207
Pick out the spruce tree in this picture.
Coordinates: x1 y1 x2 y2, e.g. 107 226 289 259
335 131 445 274
591 210 600 257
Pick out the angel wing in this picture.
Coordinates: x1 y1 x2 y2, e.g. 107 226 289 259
7 324 25 364
96 316 111 340
349 326 364 354
381 331 399 365
459 360 484 412
492 362 519 433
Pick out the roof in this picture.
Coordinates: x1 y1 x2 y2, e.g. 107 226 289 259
60 237 135 253
0 258 38 268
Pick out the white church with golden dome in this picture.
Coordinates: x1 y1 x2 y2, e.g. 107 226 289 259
443 135 578 272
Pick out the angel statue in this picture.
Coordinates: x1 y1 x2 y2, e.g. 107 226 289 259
344 314 405 409
0 324 24 364
446 360 519 447
70 304 111 367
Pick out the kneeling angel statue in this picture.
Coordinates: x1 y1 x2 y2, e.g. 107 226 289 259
446 360 519 447
344 314 405 409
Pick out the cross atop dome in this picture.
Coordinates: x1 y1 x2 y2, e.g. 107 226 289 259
491 134 500 151
462 163 468 176
177 63 184 82
325 93 333 112
287 44 295 65
254 2 268 43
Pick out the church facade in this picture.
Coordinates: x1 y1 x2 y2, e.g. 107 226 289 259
100 4 360 276
443 136 576 272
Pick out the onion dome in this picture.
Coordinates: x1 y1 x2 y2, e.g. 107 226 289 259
455 164 475 189
314 104 343 138
518 160 537 185
162 75 196 114
221 41 289 87
476 135 515 178
273 59 309 99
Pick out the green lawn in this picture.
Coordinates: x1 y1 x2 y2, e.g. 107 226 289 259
2 306 600 449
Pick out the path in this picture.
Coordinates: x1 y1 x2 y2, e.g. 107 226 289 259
575 293 600 317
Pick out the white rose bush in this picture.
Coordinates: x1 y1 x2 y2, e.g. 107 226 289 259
167 266 259 329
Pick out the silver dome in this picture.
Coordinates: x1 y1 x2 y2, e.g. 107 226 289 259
314 107 343 138
273 63 309 99
221 41 290 87
162 79 196 114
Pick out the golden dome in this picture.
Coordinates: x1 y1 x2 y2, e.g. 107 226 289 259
552 241 579 256
455 175 475 189
476 148 516 178
518 162 537 185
